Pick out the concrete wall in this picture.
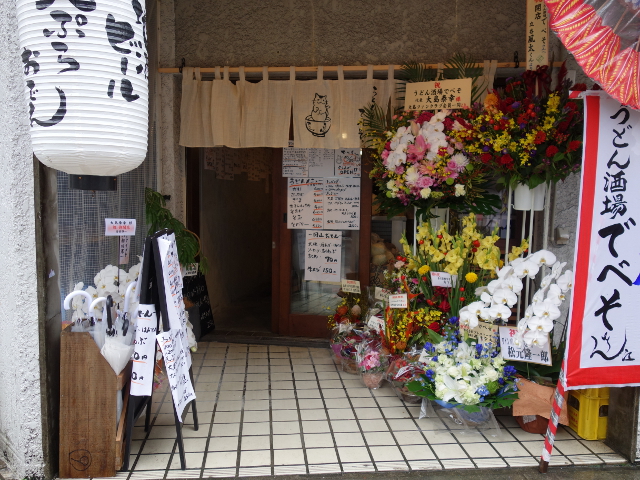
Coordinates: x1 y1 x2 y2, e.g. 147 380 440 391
0 0 46 476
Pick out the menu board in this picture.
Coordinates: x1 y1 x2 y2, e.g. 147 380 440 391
282 147 361 178
130 304 158 396
157 328 196 420
304 230 342 282
287 178 360 230
324 178 360 230
287 178 324 230
283 148 308 177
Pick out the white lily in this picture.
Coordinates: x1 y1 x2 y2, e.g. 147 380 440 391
503 275 523 294
539 274 555 289
551 261 567 279
557 270 574 292
546 284 566 306
496 265 514 279
512 319 528 347
459 306 480 329
532 300 561 321
524 328 549 346
486 304 512 323
513 260 539 279
529 249 557 266
527 315 554 333
487 279 504 294
492 288 518 307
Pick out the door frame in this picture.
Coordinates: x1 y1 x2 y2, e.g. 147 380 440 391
271 149 373 338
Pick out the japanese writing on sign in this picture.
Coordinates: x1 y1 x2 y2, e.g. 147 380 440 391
119 235 130 264
105 218 136 236
404 78 472 111
460 321 499 347
156 328 196 420
304 230 342 282
282 147 361 178
526 0 549 70
499 326 552 366
582 100 640 368
130 304 158 396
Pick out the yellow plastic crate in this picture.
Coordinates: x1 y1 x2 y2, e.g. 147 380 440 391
567 388 609 440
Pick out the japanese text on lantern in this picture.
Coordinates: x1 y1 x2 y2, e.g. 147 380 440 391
106 0 148 102
526 0 548 70
586 105 639 366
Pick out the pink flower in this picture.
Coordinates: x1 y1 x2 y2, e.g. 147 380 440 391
446 146 454 155
395 166 405 174
447 160 458 170
381 150 390 160
407 135 428 157
416 176 434 188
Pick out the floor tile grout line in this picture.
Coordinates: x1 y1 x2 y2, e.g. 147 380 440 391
127 368 173 479
198 343 229 478
161 342 210 479
365 388 412 470
334 363 379 471
267 345 275 476
401 398 445 470
287 346 311 475
234 344 250 478
490 418 548 466
308 348 344 473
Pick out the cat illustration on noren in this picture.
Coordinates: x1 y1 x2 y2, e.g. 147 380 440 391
305 93 332 137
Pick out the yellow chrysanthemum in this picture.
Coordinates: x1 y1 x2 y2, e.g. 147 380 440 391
418 265 430 275
465 272 478 283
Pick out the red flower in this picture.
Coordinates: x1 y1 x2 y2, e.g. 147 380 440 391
499 154 514 166
416 111 434 124
427 322 441 333
438 300 451 312
566 101 578 111
567 140 581 152
557 121 569 133
443 117 454 130
480 153 493 164
534 130 546 145
546 145 559 157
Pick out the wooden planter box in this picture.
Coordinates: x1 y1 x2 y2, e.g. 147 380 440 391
59 326 131 478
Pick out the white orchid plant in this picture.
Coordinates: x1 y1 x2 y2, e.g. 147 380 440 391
70 259 142 324
458 248 573 348
407 336 519 412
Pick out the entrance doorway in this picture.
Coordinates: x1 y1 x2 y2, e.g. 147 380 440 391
186 147 372 338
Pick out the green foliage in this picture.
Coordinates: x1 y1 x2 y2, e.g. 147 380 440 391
144 188 209 275
442 53 486 104
407 376 519 413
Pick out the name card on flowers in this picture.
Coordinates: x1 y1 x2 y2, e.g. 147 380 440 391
460 321 499 346
367 314 385 332
375 287 391 300
526 0 549 70
404 78 472 111
388 294 408 309
499 326 552 366
341 279 361 293
304 230 342 282
105 218 136 236
430 271 453 288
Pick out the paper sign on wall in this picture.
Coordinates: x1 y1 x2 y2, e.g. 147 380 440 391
130 304 158 396
404 78 472 111
203 149 215 170
341 279 361 294
460 321 499 346
157 234 187 331
157 329 196 420
308 149 336 177
499 326 552 366
324 178 360 230
304 230 342 282
105 218 136 236
335 149 361 177
287 178 324 229
283 148 309 177
389 294 408 309
430 271 452 288
119 236 130 264
183 263 198 277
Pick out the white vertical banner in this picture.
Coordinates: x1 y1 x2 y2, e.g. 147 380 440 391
565 93 640 388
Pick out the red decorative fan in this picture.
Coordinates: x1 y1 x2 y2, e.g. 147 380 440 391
546 0 640 109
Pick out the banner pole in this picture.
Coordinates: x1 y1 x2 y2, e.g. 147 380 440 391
539 362 567 473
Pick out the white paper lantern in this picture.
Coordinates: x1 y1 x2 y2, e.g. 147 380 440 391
16 0 148 176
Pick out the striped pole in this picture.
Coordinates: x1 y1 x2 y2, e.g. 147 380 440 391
539 363 567 473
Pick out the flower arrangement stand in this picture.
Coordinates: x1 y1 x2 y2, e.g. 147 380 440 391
59 326 132 478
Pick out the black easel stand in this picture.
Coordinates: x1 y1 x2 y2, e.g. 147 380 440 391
122 230 198 471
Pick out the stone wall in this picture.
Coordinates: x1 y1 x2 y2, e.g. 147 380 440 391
0 0 45 476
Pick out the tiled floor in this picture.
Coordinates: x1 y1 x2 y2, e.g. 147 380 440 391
111 342 626 479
